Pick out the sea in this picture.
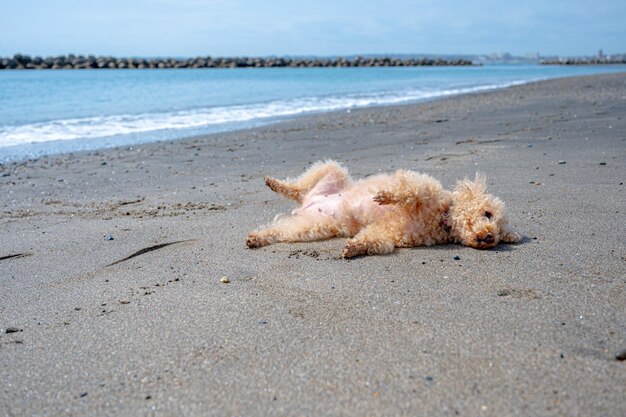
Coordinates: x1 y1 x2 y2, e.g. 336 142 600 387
1 64 624 163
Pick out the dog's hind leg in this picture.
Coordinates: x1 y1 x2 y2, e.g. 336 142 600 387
247 214 340 248
265 160 350 203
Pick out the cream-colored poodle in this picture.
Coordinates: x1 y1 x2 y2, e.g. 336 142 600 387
246 160 520 258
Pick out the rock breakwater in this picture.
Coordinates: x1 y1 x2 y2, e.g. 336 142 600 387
0 54 475 70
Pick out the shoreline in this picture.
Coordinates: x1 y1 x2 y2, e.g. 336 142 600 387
2 70 625 165
0 76 528 165
1 72 625 416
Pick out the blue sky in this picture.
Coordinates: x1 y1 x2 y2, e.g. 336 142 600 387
1 0 624 57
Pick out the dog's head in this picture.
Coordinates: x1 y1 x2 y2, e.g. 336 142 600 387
448 174 520 249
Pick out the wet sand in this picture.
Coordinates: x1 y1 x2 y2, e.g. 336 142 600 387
1 73 625 416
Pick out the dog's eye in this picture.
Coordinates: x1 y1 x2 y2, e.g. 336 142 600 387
484 211 493 220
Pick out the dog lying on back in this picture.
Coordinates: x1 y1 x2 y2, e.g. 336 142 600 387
246 160 520 258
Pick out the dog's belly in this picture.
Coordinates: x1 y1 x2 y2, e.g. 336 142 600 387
295 191 386 218
293 193 343 218
343 192 387 220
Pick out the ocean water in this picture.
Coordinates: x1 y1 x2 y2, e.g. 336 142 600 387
1 64 624 162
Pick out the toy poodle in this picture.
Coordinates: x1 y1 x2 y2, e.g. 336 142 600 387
246 160 520 258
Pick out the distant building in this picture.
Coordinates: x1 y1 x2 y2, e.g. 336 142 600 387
525 52 540 60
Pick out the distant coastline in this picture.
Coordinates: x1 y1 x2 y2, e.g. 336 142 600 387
0 54 475 70
540 57 626 65
3 52 626 70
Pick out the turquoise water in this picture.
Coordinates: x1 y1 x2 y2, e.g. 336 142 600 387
1 65 624 162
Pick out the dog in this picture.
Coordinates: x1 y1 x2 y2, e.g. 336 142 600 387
246 160 520 258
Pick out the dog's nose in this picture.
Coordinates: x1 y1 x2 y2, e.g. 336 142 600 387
482 233 494 244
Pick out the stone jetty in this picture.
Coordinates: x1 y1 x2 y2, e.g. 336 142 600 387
0 54 475 70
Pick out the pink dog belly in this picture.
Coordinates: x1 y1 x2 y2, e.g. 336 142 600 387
294 193 342 218
347 192 390 220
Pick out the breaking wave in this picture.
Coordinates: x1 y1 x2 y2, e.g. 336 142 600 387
0 80 529 149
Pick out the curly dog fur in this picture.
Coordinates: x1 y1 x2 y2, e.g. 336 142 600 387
246 160 520 258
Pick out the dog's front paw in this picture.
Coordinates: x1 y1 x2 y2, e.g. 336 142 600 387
502 230 521 244
373 190 394 205
246 232 267 248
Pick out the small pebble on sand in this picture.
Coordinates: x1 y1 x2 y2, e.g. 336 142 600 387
220 276 230 283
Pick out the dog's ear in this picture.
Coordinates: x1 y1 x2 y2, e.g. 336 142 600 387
455 173 487 198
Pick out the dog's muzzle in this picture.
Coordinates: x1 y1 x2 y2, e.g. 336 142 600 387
477 233 494 244
473 232 497 248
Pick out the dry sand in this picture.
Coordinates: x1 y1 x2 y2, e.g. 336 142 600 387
1 73 625 416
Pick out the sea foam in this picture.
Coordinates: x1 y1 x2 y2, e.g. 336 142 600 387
0 81 527 149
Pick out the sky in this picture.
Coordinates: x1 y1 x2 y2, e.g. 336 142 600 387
1 0 624 57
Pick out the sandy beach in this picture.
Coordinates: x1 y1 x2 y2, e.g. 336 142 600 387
1 73 625 416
